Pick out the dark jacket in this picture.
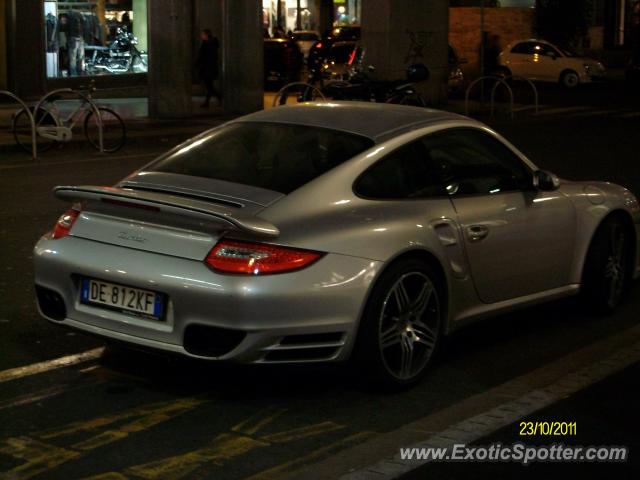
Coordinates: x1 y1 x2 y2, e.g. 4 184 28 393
66 11 84 39
196 37 219 79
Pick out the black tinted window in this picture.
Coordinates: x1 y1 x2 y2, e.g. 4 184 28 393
355 142 446 199
511 42 535 54
420 129 531 196
150 122 374 194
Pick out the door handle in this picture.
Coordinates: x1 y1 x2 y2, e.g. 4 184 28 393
467 225 489 242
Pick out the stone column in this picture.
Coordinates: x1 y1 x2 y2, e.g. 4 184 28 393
0 0 7 90
148 0 192 118
361 0 449 104
221 0 263 114
7 0 46 98
318 0 334 37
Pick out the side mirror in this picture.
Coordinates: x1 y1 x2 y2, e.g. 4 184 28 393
533 170 560 191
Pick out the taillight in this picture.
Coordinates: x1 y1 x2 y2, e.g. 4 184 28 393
205 239 323 275
51 207 81 239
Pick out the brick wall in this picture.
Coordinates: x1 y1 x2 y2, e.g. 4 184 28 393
449 7 534 78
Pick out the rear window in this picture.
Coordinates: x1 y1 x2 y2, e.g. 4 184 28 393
149 122 374 194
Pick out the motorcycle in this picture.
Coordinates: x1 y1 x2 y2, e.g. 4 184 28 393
322 63 429 106
85 27 148 75
304 47 429 106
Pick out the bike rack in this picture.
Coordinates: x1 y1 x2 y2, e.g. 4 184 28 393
465 76 514 119
490 75 539 116
272 82 326 107
1 90 38 160
34 88 104 153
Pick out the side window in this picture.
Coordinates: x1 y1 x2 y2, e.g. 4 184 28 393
355 141 447 199
420 129 532 196
535 43 559 57
510 42 535 55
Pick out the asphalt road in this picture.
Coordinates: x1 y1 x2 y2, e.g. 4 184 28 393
1 80 639 479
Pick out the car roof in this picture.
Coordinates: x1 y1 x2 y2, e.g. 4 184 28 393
235 102 471 142
507 38 555 47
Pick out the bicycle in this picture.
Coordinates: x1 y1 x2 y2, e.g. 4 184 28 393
12 80 127 154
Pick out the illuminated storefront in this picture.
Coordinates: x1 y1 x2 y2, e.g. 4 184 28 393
333 0 361 25
43 0 148 78
262 0 317 34
261 0 360 36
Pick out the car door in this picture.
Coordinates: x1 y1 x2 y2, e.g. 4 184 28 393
355 141 467 277
506 41 537 79
420 128 577 304
533 42 564 81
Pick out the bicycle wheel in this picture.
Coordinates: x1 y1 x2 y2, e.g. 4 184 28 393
12 107 58 154
84 107 126 153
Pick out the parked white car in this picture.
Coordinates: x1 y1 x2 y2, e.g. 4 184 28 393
498 39 606 88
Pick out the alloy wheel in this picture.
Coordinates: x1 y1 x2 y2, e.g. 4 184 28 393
604 223 627 308
378 272 440 380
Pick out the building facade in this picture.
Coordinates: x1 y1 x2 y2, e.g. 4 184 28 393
1 0 449 116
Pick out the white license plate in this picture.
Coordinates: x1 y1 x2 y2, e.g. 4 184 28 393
80 278 165 320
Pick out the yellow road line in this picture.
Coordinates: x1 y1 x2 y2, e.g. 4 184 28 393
41 397 207 440
0 436 80 480
72 398 208 451
1 397 209 478
0 348 105 384
231 407 288 435
0 384 85 411
262 421 344 443
82 473 130 480
126 433 270 480
242 431 377 480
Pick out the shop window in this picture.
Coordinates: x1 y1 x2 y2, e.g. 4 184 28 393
44 0 148 78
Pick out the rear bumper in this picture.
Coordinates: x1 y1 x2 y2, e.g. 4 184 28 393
34 235 382 363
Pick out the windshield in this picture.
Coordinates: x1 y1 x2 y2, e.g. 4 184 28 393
560 47 578 57
149 122 374 194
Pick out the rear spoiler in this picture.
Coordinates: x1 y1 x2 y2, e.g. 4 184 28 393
54 185 280 238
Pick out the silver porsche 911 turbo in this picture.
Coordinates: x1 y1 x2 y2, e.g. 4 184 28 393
34 102 640 388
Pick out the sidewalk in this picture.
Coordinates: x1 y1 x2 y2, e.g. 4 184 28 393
0 93 301 151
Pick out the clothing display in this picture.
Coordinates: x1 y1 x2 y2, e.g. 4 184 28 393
43 1 145 78
45 13 58 53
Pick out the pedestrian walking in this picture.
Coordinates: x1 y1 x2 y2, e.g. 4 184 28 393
196 29 220 108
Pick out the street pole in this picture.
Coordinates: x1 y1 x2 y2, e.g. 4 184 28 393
480 0 485 103
296 0 302 31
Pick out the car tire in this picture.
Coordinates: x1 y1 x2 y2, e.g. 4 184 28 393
581 215 632 315
351 258 443 390
560 70 580 88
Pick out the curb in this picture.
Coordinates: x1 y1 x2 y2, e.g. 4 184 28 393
285 324 640 480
